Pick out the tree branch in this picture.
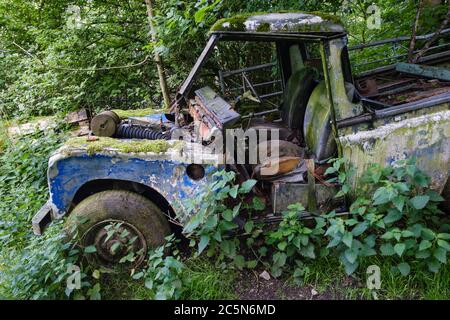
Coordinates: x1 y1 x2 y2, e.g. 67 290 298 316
408 0 425 63
413 1 450 63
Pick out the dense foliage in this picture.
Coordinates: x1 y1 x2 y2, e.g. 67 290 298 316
181 160 449 297
1 0 448 120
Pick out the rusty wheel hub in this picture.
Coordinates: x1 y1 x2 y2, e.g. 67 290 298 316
81 219 147 269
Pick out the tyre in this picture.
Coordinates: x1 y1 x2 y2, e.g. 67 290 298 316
66 190 171 269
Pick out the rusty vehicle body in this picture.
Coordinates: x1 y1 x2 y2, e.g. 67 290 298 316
32 12 449 268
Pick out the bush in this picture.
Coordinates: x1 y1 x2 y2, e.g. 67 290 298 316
266 158 449 280
0 129 99 300
0 221 97 300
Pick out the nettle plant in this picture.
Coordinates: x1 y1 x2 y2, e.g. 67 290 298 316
265 203 325 281
323 158 449 276
181 170 265 269
132 235 186 300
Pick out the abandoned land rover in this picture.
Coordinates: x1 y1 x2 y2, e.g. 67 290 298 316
32 12 450 269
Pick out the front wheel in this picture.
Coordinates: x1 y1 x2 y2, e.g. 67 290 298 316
66 190 171 270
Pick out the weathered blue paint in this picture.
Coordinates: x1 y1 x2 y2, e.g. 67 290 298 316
48 152 218 223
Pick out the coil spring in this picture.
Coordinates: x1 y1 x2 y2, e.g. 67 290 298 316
116 124 169 140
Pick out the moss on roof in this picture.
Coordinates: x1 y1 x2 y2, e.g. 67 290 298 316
111 107 168 119
65 136 172 155
210 11 343 34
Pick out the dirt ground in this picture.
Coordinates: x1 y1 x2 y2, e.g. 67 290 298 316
234 270 363 300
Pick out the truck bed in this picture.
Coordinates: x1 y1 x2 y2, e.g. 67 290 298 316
355 56 450 107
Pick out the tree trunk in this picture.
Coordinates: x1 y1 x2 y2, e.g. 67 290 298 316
144 0 171 108
408 0 425 63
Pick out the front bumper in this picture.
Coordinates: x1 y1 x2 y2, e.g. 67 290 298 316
31 201 53 235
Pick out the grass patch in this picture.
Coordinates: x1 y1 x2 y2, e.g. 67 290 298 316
301 257 450 300
180 258 237 300
101 257 236 300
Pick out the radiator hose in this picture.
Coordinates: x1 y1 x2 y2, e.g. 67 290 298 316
116 124 169 140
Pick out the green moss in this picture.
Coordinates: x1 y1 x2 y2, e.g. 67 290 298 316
65 137 171 155
255 22 271 32
111 108 168 120
210 11 342 33
210 15 248 32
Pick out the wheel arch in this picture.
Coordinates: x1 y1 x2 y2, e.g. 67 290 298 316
69 179 177 222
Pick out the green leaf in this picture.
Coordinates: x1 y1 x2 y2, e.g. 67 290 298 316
273 252 287 267
247 260 258 269
110 242 121 254
380 243 395 256
373 187 392 205
232 203 241 218
252 197 265 211
427 259 441 273
392 196 405 212
144 278 153 289
220 220 238 231
342 232 353 248
410 195 430 210
351 221 368 236
401 230 415 238
234 255 246 269
437 239 450 251
415 249 431 259
393 182 409 193
324 167 337 175
220 240 236 256
437 233 450 240
426 190 444 202
419 240 432 251
183 215 201 233
194 7 207 24
341 255 358 275
239 179 257 194
433 247 447 264
300 243 316 259
198 235 210 254
421 228 435 241
221 209 233 222
92 269 100 280
84 245 97 254
244 221 254 234
383 209 402 224
397 262 410 276
394 243 406 257
204 214 218 229
229 185 238 198
344 248 358 264
277 241 287 251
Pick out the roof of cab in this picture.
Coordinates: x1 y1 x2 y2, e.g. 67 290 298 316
210 11 345 34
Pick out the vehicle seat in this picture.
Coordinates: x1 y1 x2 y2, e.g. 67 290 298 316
253 79 336 180
280 66 319 131
247 66 319 142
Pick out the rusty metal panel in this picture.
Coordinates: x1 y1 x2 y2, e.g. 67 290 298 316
271 182 337 213
396 62 450 82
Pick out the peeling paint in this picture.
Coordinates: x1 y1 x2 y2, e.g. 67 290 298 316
341 110 450 192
